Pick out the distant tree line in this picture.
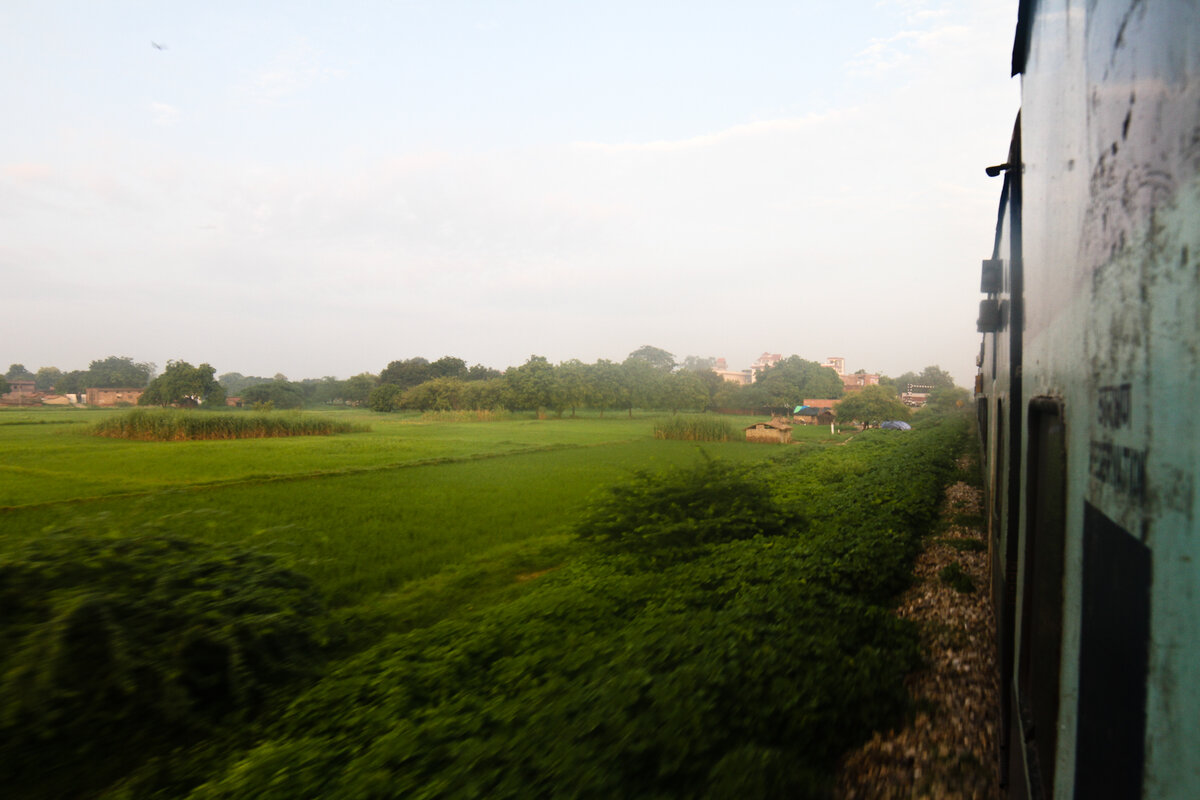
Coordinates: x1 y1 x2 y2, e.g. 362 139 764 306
363 349 846 416
6 352 962 417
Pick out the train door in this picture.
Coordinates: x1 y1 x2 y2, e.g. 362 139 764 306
1013 398 1067 799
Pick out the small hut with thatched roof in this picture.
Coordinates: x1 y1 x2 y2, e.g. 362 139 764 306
744 417 793 444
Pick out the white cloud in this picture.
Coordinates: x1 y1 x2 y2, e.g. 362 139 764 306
151 102 179 127
849 24 970 76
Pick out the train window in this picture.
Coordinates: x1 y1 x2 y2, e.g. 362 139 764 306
1073 503 1150 798
1018 398 1067 799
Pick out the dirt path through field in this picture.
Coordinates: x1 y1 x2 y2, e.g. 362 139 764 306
834 455 1000 799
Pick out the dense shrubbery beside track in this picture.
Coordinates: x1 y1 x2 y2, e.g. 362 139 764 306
0 412 968 798
178 416 968 799
0 532 326 798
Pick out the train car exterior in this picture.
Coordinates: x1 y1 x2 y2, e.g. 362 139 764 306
976 2 1199 798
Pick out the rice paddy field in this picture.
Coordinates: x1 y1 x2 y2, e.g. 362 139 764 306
0 406 847 608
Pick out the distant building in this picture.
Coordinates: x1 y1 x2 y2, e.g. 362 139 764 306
85 387 145 406
745 417 793 444
821 357 879 391
797 398 838 426
712 357 753 385
715 369 754 385
1 378 38 405
751 352 783 377
841 372 880 392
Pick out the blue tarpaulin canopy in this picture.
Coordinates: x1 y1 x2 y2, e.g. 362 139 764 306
793 405 818 416
880 420 912 430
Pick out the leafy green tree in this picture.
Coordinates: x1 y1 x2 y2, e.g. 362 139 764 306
400 378 467 411
55 370 87 396
621 357 667 415
626 345 676 372
503 356 561 413
428 356 468 380
918 365 956 389
755 356 843 407
461 377 505 410
893 366 955 393
556 359 591 417
379 358 432 390
712 380 758 412
218 372 272 396
922 386 970 415
691 369 725 410
587 360 627 417
139 361 224 406
681 355 717 372
304 377 344 405
5 364 33 380
34 367 62 392
241 381 305 410
466 363 502 381
87 356 154 388
343 373 378 406
662 370 709 413
834 385 910 428
367 383 403 412
0 376 8 395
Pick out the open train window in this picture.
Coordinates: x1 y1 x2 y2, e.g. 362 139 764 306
1017 398 1067 798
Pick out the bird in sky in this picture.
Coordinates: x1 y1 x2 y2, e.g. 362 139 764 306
151 41 166 50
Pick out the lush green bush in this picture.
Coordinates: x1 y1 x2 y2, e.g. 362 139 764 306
366 382 403 412
575 455 803 562
184 544 919 800
653 416 737 442
92 408 367 440
179 418 969 799
0 530 327 797
239 380 306 410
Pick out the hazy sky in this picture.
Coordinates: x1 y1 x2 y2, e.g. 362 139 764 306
2 1 1019 385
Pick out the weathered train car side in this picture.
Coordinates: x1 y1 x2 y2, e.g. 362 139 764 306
977 2 1200 798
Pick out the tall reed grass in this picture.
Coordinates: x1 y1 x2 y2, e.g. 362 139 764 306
92 409 368 441
653 416 737 442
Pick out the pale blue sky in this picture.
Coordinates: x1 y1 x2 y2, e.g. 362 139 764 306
2 1 1019 383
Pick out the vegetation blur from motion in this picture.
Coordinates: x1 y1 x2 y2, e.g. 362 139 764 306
0 397 972 798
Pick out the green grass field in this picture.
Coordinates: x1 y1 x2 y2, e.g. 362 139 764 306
0 407 847 608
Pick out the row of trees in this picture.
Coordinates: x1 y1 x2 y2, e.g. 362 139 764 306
364 351 849 416
6 352 963 422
